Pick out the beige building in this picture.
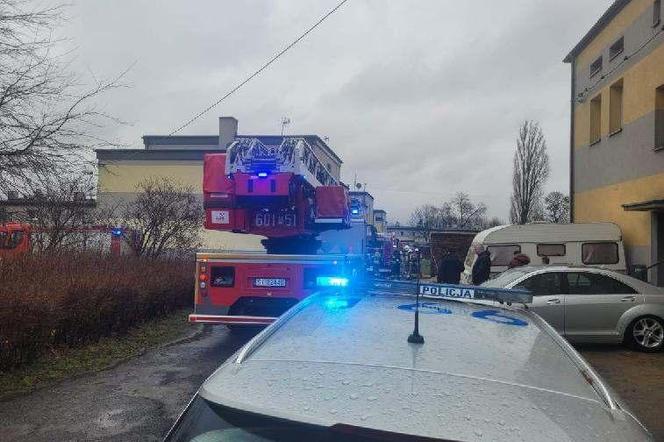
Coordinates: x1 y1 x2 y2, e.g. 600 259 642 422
373 209 387 233
564 0 664 285
96 116 343 250
348 191 375 225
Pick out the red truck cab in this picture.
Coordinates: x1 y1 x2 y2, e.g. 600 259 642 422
189 252 363 326
0 223 31 258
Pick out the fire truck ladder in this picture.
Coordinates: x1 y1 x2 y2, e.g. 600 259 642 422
226 137 338 189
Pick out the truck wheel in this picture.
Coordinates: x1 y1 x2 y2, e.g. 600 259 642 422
625 316 664 352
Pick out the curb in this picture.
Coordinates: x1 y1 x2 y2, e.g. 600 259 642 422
160 323 209 349
93 322 207 373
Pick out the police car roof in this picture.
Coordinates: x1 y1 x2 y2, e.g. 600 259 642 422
200 292 649 441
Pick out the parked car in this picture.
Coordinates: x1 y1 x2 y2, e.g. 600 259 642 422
461 223 626 284
483 265 664 351
165 289 652 441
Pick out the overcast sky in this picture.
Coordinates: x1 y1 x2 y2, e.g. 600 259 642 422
63 0 612 223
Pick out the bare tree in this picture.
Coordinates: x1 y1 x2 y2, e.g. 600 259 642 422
482 216 504 229
544 191 570 224
120 178 203 258
409 204 444 242
510 121 550 224
443 192 487 230
15 174 99 252
0 1 124 193
409 192 490 237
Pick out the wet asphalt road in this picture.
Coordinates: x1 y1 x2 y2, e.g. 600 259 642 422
0 326 256 442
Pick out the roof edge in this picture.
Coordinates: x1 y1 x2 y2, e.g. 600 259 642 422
563 0 631 63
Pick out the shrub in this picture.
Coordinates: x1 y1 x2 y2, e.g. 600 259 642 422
0 253 194 370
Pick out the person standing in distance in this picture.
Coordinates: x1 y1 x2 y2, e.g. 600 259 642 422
472 245 492 285
437 250 464 284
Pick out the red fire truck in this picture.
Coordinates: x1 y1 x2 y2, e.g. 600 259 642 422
190 252 363 325
190 137 364 326
0 223 31 258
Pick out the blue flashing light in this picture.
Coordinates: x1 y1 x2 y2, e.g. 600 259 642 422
257 172 269 178
351 208 360 215
111 228 123 237
317 276 349 287
324 297 349 310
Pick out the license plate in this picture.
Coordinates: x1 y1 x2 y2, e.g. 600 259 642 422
254 278 287 288
254 211 297 228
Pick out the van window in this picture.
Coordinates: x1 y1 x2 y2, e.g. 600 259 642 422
487 245 521 266
582 243 619 265
211 266 235 287
537 244 566 257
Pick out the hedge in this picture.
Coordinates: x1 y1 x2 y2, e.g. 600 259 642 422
0 253 194 370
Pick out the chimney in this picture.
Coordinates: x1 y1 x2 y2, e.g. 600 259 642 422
6 191 18 200
219 116 238 150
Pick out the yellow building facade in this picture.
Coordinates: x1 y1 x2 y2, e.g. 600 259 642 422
565 0 664 285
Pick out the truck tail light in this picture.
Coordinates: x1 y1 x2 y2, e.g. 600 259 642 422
198 261 209 297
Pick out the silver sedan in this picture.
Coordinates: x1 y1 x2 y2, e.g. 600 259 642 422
482 266 664 352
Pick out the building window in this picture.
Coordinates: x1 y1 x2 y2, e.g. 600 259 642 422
609 37 624 61
656 85 664 150
609 79 624 135
590 94 602 145
654 0 661 27
590 56 603 78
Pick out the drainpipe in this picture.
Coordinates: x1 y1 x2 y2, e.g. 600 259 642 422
569 59 576 223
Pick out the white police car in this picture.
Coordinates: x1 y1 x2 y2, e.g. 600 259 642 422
165 285 652 441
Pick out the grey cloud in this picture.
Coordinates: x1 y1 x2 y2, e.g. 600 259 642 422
61 0 612 221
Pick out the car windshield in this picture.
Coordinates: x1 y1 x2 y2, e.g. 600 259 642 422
166 395 450 442
480 268 530 288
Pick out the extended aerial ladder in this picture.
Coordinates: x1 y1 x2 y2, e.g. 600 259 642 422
203 136 351 254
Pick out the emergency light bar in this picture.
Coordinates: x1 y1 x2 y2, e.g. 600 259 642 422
367 279 533 305
317 276 350 287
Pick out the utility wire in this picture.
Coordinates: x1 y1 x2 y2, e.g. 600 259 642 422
577 24 663 101
169 0 352 135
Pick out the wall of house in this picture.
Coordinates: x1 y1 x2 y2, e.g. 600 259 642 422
97 159 263 251
308 138 342 182
571 0 664 276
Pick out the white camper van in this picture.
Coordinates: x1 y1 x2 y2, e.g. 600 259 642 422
461 223 627 284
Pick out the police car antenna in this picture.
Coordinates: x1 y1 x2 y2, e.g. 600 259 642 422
407 250 425 344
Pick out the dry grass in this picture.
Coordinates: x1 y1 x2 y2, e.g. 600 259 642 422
0 253 194 370
0 309 194 400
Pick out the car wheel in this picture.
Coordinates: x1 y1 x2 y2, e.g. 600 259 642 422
626 316 664 352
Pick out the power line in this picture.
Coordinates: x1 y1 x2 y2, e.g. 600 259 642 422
169 0 352 135
577 24 663 102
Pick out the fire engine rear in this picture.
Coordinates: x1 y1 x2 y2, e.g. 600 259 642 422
191 252 363 325
190 136 362 326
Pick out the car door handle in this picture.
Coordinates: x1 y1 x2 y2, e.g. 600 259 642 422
621 296 636 302
546 298 561 305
